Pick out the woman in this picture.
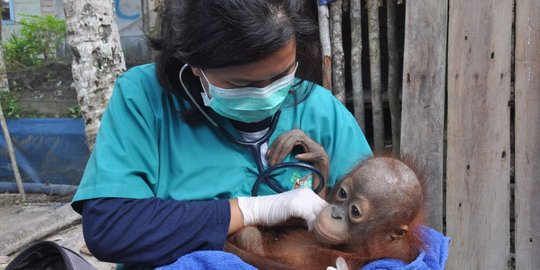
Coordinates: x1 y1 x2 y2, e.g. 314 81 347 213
72 0 372 269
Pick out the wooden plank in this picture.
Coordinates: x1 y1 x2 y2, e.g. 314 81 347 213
367 0 384 152
515 0 540 268
446 0 512 269
400 0 447 232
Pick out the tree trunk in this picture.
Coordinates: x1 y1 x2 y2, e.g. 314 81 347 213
318 4 333 91
0 47 8 92
387 0 401 155
0 5 9 92
141 0 150 36
350 0 365 132
63 0 126 149
367 0 384 152
330 0 346 104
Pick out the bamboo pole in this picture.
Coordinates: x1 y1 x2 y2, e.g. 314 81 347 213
330 0 346 104
0 104 25 201
350 0 365 131
387 0 401 155
317 4 333 91
367 0 384 152
0 5 23 199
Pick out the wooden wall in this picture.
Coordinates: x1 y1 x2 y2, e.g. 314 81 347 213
446 0 512 268
323 0 538 267
515 0 540 268
400 0 447 232
384 0 540 267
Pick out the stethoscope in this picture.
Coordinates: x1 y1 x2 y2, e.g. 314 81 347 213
179 64 325 196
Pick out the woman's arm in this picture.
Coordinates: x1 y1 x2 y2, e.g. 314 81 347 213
228 199 244 234
79 197 231 266
80 191 325 267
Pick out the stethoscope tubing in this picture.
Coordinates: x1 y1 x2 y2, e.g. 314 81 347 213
179 64 325 196
252 162 325 196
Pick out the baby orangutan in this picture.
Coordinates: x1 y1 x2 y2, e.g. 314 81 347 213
225 156 425 270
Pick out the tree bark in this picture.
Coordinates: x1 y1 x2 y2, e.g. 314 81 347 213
317 4 332 91
0 46 7 92
63 0 126 149
350 0 365 132
141 0 150 36
330 0 346 104
387 0 401 155
0 5 9 92
367 0 384 152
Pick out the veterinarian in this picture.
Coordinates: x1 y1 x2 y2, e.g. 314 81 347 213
71 0 372 269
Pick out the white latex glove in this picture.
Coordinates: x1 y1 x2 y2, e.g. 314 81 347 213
326 257 349 270
237 187 328 230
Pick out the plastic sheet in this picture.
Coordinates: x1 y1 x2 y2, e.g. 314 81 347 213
318 0 337 5
0 118 89 193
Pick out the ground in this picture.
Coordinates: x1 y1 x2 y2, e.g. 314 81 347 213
0 194 115 269
8 62 77 102
6 62 79 118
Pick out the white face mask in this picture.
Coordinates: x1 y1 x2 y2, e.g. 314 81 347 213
199 63 298 123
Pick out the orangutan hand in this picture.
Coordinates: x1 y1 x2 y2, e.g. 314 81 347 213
266 129 329 182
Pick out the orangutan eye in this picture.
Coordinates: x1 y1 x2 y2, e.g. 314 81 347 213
351 205 361 218
338 188 347 199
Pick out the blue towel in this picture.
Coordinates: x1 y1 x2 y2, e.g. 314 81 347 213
156 226 449 270
154 250 256 270
362 226 450 270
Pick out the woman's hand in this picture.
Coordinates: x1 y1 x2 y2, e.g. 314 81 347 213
237 187 328 230
326 257 349 270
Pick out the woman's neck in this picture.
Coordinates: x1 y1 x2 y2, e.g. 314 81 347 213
230 117 272 132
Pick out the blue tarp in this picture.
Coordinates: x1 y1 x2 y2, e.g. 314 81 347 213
0 118 89 193
318 0 337 5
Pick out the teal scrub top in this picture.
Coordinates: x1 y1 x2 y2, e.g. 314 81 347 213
73 64 372 203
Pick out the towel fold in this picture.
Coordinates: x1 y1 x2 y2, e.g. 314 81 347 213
362 226 450 270
154 250 256 270
156 226 450 270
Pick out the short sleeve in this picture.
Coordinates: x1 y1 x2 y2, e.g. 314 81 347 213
73 72 160 202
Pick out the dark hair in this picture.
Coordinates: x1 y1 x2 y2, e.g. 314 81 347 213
149 0 321 123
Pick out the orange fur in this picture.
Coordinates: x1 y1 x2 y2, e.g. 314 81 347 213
226 155 428 270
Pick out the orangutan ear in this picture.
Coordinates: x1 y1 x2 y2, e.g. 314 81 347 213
390 225 409 240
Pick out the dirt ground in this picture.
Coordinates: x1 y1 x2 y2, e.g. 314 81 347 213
0 194 115 270
7 62 77 102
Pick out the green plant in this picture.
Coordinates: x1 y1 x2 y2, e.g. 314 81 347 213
0 91 22 118
3 33 41 68
3 14 66 70
67 105 81 118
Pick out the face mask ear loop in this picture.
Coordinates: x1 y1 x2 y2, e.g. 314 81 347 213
179 64 219 128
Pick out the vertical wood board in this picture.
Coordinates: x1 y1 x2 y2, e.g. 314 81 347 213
446 0 512 269
400 0 447 232
515 0 540 268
